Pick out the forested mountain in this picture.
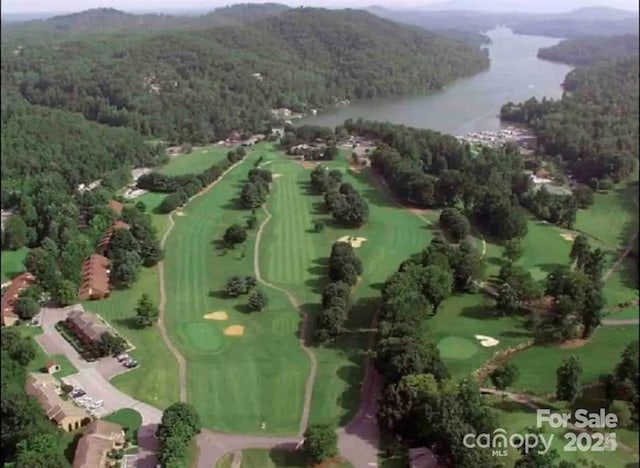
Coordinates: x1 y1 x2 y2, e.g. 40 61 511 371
367 6 639 38
501 55 639 183
1 8 489 144
0 4 291 40
537 34 639 65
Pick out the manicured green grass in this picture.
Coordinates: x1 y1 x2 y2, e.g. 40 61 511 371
260 159 431 428
427 294 531 380
240 449 353 468
575 179 638 249
437 336 479 360
1 247 28 282
29 350 78 378
182 321 224 352
606 305 639 320
508 325 639 394
103 408 142 442
494 400 638 468
215 454 233 468
83 267 180 409
602 257 638 307
163 149 308 435
158 146 229 176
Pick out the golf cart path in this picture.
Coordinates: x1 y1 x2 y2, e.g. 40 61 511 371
156 159 246 403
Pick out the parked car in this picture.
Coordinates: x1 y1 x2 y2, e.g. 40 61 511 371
125 361 138 369
116 354 129 362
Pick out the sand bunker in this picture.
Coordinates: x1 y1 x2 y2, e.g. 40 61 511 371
272 173 283 179
475 335 500 347
223 325 244 336
337 236 367 248
560 232 577 242
203 311 228 321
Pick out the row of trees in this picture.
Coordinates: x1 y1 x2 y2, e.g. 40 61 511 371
310 166 369 226
315 242 362 342
224 275 268 311
240 168 272 209
375 237 497 466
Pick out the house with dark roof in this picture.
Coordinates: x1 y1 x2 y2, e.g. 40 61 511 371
1 272 36 326
25 373 90 432
66 309 110 346
73 420 125 468
78 254 111 301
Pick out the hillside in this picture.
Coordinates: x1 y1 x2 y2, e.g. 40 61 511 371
367 6 639 38
537 34 640 65
1 8 489 143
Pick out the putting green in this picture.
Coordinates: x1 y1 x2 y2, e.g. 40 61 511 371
437 336 478 360
183 321 224 352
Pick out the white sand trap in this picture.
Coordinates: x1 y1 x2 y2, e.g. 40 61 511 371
272 173 283 179
224 325 244 336
175 212 186 217
203 311 228 321
475 335 500 347
560 232 577 242
337 236 367 248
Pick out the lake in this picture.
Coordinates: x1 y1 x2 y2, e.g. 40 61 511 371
297 27 573 135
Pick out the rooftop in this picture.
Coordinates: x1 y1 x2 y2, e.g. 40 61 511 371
1 272 36 325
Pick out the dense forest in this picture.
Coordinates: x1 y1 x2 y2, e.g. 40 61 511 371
1 8 489 144
501 54 639 183
537 34 639 65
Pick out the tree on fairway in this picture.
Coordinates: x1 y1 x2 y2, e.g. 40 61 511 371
556 356 583 402
225 276 247 297
496 282 519 314
248 289 268 311
490 363 520 390
569 234 590 269
420 264 453 314
303 424 338 464
503 238 524 263
223 224 247 247
157 402 201 466
244 276 257 290
134 293 159 327
314 221 325 232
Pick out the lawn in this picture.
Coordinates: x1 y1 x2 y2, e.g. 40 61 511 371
508 325 639 395
29 350 78 378
239 449 352 468
83 266 180 409
163 145 309 435
1 247 28 282
427 294 531 380
103 408 142 443
574 178 638 249
260 158 432 428
602 257 638 308
158 145 229 176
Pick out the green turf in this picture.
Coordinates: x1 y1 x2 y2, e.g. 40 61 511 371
508 325 639 395
602 257 638 307
82 267 180 409
29 351 78 378
427 294 531 379
575 179 638 249
259 158 432 428
606 305 639 320
240 449 353 468
163 145 308 434
158 146 229 176
437 336 479 360
1 247 28 282
103 408 142 442
183 321 224 352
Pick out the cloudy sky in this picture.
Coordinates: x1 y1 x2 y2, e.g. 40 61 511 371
2 0 638 15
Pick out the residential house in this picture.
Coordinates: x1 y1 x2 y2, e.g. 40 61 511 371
66 308 110 346
96 220 130 255
78 254 111 301
25 373 90 432
1 272 36 326
409 447 442 468
73 420 126 468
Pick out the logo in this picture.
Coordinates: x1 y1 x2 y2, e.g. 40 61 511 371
463 409 618 457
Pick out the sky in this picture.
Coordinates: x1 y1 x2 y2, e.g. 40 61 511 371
2 0 638 15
